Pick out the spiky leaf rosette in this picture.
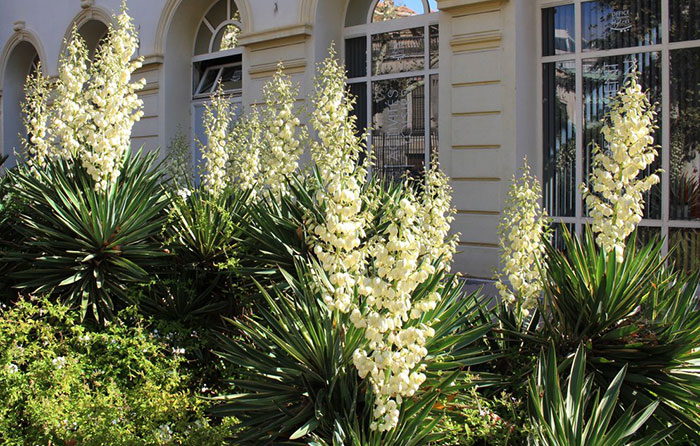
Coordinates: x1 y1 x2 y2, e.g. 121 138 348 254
12 149 168 323
528 344 671 446
210 263 492 445
542 227 700 442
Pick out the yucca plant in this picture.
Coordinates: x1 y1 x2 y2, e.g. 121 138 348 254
528 344 671 446
210 262 493 445
138 183 252 322
11 149 169 323
541 227 700 441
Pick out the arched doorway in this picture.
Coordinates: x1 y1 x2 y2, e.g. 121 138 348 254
2 40 40 167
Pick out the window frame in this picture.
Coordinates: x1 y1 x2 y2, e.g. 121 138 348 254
344 7 440 175
538 0 700 258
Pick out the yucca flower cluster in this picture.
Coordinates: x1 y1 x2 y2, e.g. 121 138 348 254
226 110 261 193
258 64 304 196
199 65 302 197
21 62 51 172
201 85 233 197
582 71 659 263
79 8 145 192
21 3 145 192
495 161 549 320
306 52 457 431
309 50 370 314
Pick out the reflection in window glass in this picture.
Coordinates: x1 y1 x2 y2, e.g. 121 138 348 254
372 0 425 22
582 52 661 219
670 1 700 42
670 228 700 274
372 27 425 75
196 68 219 95
670 47 700 221
220 65 242 91
427 0 439 12
372 76 426 181
429 25 439 68
543 61 576 217
635 226 661 249
581 0 661 51
542 4 576 56
217 24 241 51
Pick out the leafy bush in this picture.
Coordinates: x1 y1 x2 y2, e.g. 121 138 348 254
0 297 235 445
528 344 670 446
211 263 491 445
431 380 530 446
0 156 25 301
12 149 169 323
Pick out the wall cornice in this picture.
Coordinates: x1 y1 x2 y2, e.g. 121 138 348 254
437 0 507 13
238 24 312 48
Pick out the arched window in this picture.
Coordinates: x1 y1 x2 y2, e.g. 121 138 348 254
77 19 109 60
2 41 40 167
192 0 244 170
344 0 439 181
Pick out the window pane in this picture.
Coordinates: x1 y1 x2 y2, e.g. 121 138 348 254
635 226 661 249
543 60 576 217
669 228 700 274
206 0 227 28
195 68 220 95
220 65 242 92
429 25 439 68
348 82 368 136
542 4 576 56
372 0 424 22
345 36 367 79
372 27 425 75
670 47 700 221
581 0 661 51
582 52 662 219
195 24 213 55
670 1 700 42
372 76 426 181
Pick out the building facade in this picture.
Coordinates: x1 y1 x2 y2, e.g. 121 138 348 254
1 0 698 277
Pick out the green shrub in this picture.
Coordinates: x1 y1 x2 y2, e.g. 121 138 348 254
0 156 25 301
0 297 234 445
431 384 530 446
11 149 169 323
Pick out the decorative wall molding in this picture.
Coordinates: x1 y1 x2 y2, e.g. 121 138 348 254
450 30 501 52
0 28 47 87
248 57 306 78
238 24 312 49
437 0 506 14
